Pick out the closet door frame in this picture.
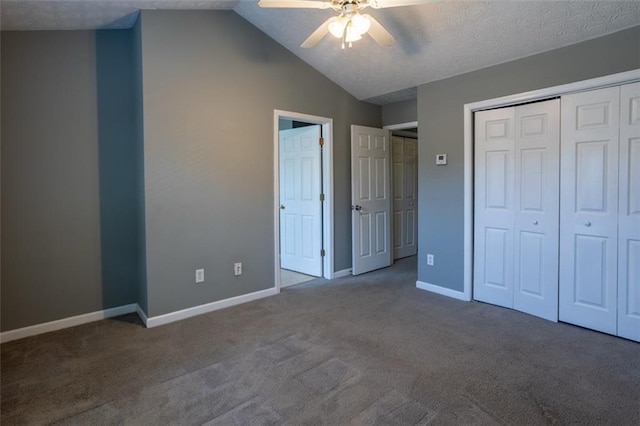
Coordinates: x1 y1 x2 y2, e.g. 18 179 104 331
460 70 640 302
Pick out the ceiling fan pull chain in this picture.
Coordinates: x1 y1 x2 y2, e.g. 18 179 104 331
348 20 353 48
342 23 347 49
343 19 353 49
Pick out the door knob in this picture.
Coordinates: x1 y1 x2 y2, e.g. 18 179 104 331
585 221 591 227
352 205 362 211
533 220 538 225
280 204 285 210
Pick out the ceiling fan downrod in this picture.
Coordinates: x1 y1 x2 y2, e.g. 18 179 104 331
332 3 370 49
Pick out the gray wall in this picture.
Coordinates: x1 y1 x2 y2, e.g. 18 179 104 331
417 25 640 292
139 11 380 316
0 11 379 330
2 32 103 331
382 99 417 126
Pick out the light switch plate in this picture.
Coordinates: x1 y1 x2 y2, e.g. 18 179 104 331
436 154 447 165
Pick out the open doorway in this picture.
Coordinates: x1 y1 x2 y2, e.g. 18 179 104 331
273 111 333 291
384 121 418 263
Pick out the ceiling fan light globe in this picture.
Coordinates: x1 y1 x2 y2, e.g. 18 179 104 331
345 26 362 42
328 16 347 38
351 13 370 35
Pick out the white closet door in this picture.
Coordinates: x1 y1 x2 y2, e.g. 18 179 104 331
560 87 620 334
474 107 516 308
475 100 560 320
392 136 418 260
618 82 640 342
513 100 560 322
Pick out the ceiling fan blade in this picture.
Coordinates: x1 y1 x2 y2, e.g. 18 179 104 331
258 0 332 9
364 14 395 47
300 17 333 48
368 0 438 8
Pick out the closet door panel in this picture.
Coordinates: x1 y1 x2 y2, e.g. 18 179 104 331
618 82 640 342
560 87 620 334
513 99 560 322
392 136 418 260
474 107 515 308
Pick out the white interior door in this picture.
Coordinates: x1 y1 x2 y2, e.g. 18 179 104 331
618 82 640 342
474 100 559 321
392 136 418 260
279 125 322 277
512 100 560 322
560 87 620 334
351 125 392 275
474 107 516 308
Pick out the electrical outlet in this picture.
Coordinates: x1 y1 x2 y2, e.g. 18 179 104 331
195 268 205 283
427 254 434 266
234 262 242 276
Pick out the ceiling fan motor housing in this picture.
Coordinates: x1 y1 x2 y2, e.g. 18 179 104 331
259 0 402 48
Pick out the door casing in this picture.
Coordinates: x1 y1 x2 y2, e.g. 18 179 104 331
273 110 333 292
279 125 323 277
385 122 419 263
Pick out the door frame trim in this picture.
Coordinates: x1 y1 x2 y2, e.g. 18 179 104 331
384 121 419 261
384 121 418 130
462 69 640 302
273 110 334 291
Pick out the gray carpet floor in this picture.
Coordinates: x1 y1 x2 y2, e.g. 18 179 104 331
2 256 639 425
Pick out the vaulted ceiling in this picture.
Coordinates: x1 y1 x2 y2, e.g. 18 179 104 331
2 1 639 105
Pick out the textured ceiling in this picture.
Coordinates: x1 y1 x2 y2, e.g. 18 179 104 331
236 1 640 104
2 1 640 105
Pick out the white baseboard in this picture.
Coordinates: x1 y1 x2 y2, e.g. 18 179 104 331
136 304 149 326
416 280 470 301
333 268 352 279
144 287 278 328
0 304 138 344
1 288 279 341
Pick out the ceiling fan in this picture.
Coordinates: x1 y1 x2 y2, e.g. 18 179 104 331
258 0 430 49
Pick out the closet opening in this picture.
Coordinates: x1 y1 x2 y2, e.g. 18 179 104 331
463 69 640 342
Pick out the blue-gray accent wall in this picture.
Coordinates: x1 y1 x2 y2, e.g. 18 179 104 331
96 28 142 311
2 31 105 330
132 17 149 315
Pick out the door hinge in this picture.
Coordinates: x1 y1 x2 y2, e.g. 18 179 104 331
319 137 324 147
320 249 325 257
320 193 325 202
